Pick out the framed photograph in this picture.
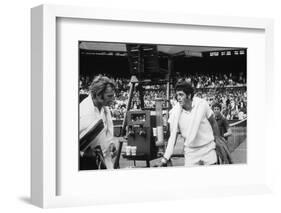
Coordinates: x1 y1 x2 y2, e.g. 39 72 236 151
31 4 274 208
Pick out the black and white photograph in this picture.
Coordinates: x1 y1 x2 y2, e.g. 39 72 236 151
78 41 247 170
2 0 279 211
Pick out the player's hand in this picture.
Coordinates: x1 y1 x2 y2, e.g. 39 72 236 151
109 143 117 158
154 157 168 167
214 135 220 142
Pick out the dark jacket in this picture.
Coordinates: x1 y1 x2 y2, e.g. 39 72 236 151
215 136 233 164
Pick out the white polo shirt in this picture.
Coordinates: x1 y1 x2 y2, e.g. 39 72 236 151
179 97 214 148
178 97 217 166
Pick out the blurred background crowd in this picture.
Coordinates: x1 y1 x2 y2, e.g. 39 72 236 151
79 72 247 121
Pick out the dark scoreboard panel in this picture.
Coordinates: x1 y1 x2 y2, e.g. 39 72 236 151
126 111 158 160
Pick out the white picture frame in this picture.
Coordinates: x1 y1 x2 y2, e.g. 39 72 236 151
31 4 274 208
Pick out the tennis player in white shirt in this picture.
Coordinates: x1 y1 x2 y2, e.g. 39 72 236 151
160 80 220 166
80 75 117 169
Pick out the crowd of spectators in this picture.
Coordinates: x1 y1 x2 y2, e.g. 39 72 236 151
175 72 246 89
195 87 247 120
79 72 247 121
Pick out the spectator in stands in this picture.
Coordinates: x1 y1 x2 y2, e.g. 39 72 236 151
212 102 232 140
79 75 117 170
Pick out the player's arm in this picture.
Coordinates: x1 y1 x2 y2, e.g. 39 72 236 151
223 119 232 138
159 105 180 166
208 114 220 138
204 100 220 138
